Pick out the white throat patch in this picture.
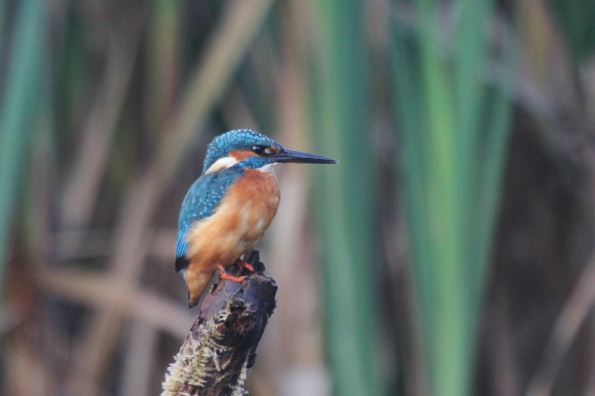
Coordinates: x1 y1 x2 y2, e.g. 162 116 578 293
204 156 239 175
258 164 276 173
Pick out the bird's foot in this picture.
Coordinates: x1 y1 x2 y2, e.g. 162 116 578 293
235 258 254 273
243 249 265 272
217 264 246 283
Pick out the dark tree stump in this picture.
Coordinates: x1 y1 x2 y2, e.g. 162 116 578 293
162 251 277 396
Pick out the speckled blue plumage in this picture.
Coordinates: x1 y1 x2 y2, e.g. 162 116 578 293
175 166 244 264
202 129 279 173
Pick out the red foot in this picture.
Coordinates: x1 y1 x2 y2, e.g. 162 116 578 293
217 264 245 283
235 259 254 272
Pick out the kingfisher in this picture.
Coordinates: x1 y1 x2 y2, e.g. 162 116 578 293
176 129 337 307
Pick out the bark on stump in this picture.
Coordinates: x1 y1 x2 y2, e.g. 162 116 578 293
162 251 277 396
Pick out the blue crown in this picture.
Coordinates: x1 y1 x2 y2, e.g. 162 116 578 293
202 129 278 173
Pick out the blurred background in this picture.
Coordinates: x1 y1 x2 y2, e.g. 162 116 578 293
1 0 595 395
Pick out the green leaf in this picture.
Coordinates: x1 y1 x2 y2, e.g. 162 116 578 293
390 1 513 394
0 0 47 298
310 1 383 395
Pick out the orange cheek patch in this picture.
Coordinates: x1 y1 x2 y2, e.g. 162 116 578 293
230 150 257 161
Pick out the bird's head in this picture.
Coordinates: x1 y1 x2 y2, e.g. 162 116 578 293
202 129 337 175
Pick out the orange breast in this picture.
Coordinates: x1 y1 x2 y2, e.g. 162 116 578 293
185 168 280 271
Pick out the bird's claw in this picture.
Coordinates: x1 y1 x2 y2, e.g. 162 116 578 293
217 263 246 283
235 259 254 272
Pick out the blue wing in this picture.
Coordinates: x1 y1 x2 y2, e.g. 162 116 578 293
175 166 244 271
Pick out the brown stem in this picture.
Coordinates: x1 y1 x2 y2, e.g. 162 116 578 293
162 251 277 396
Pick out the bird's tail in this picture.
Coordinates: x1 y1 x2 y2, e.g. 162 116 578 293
184 267 214 308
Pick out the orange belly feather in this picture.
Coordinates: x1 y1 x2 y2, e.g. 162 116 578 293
184 169 280 306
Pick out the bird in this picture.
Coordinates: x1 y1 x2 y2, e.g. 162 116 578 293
175 129 337 307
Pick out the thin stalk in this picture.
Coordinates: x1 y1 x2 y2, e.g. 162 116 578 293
0 0 47 297
311 1 382 394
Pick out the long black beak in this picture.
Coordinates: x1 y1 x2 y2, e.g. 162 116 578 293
273 148 338 164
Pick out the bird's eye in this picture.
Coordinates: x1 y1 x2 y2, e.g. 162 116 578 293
251 145 274 156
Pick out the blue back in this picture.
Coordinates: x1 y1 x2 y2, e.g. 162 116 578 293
176 165 245 260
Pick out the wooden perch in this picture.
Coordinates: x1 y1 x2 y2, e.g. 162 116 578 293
162 251 277 396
